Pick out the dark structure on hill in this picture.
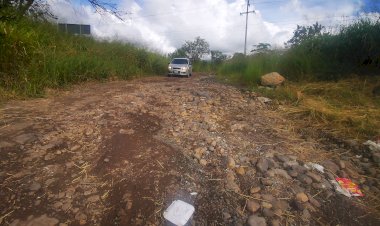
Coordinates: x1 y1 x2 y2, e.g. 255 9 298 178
58 23 91 35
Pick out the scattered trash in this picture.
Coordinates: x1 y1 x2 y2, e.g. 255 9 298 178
331 178 364 197
257 96 272 104
190 192 198 196
304 162 325 173
163 200 195 226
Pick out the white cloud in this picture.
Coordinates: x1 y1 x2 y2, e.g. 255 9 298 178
48 0 366 55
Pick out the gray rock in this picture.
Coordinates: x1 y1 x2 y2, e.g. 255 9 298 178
301 209 311 222
275 154 289 163
297 174 313 185
306 172 322 182
338 170 349 178
288 170 298 178
272 200 289 211
256 158 269 173
29 182 41 191
61 202 71 211
247 200 260 213
266 158 279 169
296 192 309 203
247 215 267 226
270 219 281 226
87 195 100 203
312 183 324 189
53 201 63 210
373 152 380 164
321 160 340 174
223 212 231 220
307 194 321 208
250 187 261 194
13 133 35 144
0 141 14 149
10 214 59 226
292 165 307 174
261 178 274 186
199 159 207 166
225 171 240 192
262 208 275 217
267 168 291 179
261 202 273 209
227 156 236 169
337 160 346 169
283 160 299 169
41 139 65 151
262 194 275 202
75 212 87 222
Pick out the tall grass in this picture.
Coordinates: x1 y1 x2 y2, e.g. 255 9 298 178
216 18 380 140
0 19 168 99
218 18 380 83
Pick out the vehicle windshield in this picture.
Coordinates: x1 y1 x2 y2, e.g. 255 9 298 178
171 59 188 64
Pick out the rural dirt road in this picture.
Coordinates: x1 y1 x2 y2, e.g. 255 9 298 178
0 74 379 226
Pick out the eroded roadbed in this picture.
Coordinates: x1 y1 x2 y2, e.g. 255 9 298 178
1 74 379 225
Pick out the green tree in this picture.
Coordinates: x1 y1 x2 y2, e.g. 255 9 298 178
0 0 124 21
285 22 325 47
251 43 271 53
182 36 210 62
211 50 227 63
168 48 187 59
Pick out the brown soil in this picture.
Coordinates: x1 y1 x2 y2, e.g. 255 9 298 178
0 73 379 226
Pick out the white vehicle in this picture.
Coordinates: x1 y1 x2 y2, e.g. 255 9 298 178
168 58 192 77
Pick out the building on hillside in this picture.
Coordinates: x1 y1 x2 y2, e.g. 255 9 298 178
58 23 91 36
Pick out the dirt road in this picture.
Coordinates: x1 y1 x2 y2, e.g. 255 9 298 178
1 74 379 226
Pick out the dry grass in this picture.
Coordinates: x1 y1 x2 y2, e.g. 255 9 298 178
257 77 380 141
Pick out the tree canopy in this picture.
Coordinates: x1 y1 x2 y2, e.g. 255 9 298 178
285 22 326 47
0 0 125 21
211 50 227 63
170 37 210 62
251 43 271 53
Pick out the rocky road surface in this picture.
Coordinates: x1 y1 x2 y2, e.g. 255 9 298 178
1 74 380 226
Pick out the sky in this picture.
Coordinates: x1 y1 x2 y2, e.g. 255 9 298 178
47 0 380 55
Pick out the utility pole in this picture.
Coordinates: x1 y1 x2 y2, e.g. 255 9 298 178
240 0 255 55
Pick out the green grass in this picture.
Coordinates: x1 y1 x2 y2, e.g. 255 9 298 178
0 18 168 99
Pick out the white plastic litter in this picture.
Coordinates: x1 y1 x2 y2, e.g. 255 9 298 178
163 200 195 226
330 180 352 197
304 162 325 173
190 192 198 196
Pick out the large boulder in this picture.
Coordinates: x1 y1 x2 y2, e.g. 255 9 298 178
261 72 285 87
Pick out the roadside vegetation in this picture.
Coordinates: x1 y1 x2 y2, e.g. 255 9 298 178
215 18 380 140
0 18 167 99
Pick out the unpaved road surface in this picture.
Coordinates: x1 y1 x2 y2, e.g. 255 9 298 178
1 74 380 226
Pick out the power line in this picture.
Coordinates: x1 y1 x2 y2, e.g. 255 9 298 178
240 0 255 55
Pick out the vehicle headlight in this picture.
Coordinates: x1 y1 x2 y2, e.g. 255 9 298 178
168 66 172 70
181 67 187 70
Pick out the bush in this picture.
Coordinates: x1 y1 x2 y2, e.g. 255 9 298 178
0 18 167 98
